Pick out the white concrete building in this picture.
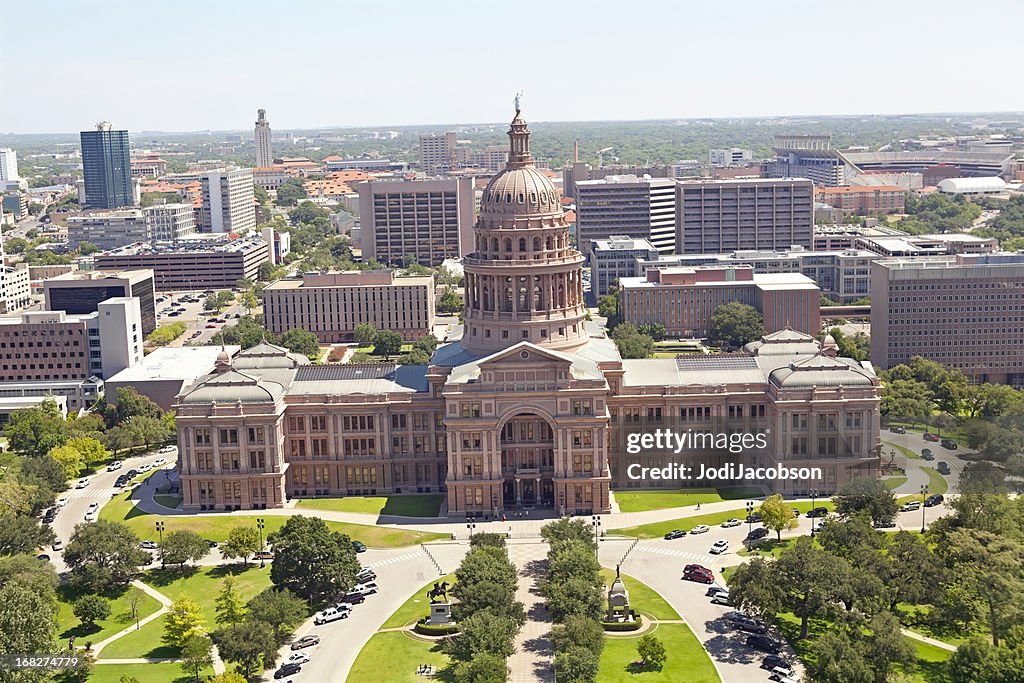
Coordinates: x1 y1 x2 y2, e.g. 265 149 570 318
144 203 196 241
255 109 273 169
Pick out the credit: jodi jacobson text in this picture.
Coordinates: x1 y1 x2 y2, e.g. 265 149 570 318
625 462 823 482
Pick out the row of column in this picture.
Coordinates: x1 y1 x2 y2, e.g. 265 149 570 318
465 270 584 315
475 229 570 259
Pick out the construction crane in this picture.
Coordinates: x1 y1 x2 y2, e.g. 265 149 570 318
597 147 614 167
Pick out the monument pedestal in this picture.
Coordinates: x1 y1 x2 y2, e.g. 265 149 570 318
427 601 452 625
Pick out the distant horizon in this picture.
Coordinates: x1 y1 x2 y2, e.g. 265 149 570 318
5 109 1024 138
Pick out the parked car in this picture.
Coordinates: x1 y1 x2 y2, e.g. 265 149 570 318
746 512 763 523
55 496 68 507
689 524 710 535
900 501 921 512
710 539 729 554
663 530 686 540
159 445 176 453
761 654 789 670
925 494 945 507
86 502 98 513
923 432 940 442
290 634 320 650
353 582 377 596
356 568 376 583
746 527 769 541
711 592 734 606
351 540 367 553
153 458 167 467
107 461 123 471
52 539 64 552
338 592 366 605
75 478 90 489
721 518 741 528
684 563 710 574
937 462 951 475
683 568 715 584
734 617 768 634
812 520 826 532
274 662 302 679
37 554 50 562
254 551 274 560
940 438 958 450
138 464 152 473
313 606 351 625
83 510 98 522
42 508 57 523
874 519 897 529
706 586 728 598
889 426 907 434
141 540 158 550
921 448 933 460
806 507 829 518
791 508 801 517
287 652 311 665
747 634 782 653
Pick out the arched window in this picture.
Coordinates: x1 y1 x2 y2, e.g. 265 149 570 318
519 238 527 252
492 237 499 253
546 236 553 251
504 237 512 253
533 237 541 252
533 286 543 310
503 287 513 311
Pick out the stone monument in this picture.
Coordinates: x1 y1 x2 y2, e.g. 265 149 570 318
606 565 634 622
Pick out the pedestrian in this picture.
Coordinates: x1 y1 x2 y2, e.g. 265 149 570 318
697 502 701 510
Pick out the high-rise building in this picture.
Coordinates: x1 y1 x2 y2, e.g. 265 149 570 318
574 175 676 255
589 236 659 301
676 178 814 254
709 148 753 167
356 177 475 266
255 109 273 168
871 254 1024 385
263 270 435 342
43 269 156 335
769 135 848 187
419 132 456 175
94 236 269 291
80 122 133 209
144 203 197 241
0 148 20 183
198 168 256 233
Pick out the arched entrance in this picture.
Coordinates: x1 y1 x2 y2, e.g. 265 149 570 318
500 412 555 509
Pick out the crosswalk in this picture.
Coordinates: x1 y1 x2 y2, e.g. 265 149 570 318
635 544 714 564
367 550 424 569
63 488 120 500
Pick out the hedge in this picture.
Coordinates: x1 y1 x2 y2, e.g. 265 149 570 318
414 618 460 636
601 615 643 632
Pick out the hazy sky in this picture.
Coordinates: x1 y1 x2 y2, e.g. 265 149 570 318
4 0 1024 133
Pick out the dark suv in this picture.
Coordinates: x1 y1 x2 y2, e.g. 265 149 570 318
274 662 301 679
806 507 829 518
925 494 945 507
940 439 958 450
746 634 782 653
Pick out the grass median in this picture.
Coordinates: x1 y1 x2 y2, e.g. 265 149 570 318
613 487 764 513
611 500 836 539
295 494 443 517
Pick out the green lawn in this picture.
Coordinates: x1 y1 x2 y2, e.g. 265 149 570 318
611 500 835 539
599 569 679 620
920 467 949 496
613 487 764 513
597 624 720 683
99 565 272 660
737 538 802 558
884 476 909 490
346 631 452 683
884 441 921 460
56 584 162 644
153 494 182 509
87 662 214 683
901 639 954 683
100 491 447 547
380 574 457 629
295 494 444 517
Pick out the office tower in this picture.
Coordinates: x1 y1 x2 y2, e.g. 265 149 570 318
43 269 156 335
574 175 676 255
676 178 814 254
144 203 197 241
871 254 1024 384
0 148 19 182
419 132 456 175
198 167 256 233
589 236 659 301
80 122 133 209
709 148 753 167
263 270 435 342
356 177 474 266
255 109 273 168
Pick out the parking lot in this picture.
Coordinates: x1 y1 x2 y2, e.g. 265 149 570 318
155 289 247 346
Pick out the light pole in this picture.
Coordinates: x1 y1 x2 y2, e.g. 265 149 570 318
559 491 566 518
745 501 754 538
591 515 601 556
809 489 818 536
256 518 266 568
466 516 476 540
155 521 165 568
920 484 928 533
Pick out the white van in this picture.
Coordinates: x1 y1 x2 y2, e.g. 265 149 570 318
313 605 351 625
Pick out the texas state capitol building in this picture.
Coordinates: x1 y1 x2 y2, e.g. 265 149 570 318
174 109 883 515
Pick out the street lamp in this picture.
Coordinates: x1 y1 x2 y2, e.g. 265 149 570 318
809 489 819 536
466 516 476 539
745 501 755 538
920 484 928 533
559 491 566 518
155 521 165 568
256 518 266 568
591 515 601 555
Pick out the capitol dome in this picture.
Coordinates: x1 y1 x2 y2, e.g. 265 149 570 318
479 112 562 218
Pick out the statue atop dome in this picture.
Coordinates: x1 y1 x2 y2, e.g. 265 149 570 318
514 90 523 114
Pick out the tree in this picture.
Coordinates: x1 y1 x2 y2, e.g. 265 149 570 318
275 179 307 207
541 518 595 547
288 201 328 224
127 415 172 451
215 621 277 679
48 444 86 479
180 633 213 682
862 611 916 683
78 241 100 256
220 526 261 565
5 398 68 458
708 302 765 350
120 676 142 683
554 646 600 683
279 328 321 359
73 594 111 629
545 575 604 622
0 514 55 556
551 614 604 654
0 582 58 676
160 530 209 570
833 477 899 526
214 576 246 627
438 287 464 314
372 329 403 359
163 595 205 649
760 494 798 540
4 236 28 253
636 634 667 670
0 552 60 603
205 674 247 683
353 323 377 344
246 588 306 642
807 631 873 683
442 610 519 661
452 652 507 683
597 293 620 328
610 322 655 359
451 580 525 626
64 520 150 591
147 322 188 346
453 546 519 597
111 386 162 425
267 516 360 601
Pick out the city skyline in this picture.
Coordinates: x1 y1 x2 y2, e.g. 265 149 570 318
4 0 1024 133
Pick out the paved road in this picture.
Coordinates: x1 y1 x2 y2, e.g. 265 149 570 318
599 505 953 683
881 428 968 495
261 542 468 683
